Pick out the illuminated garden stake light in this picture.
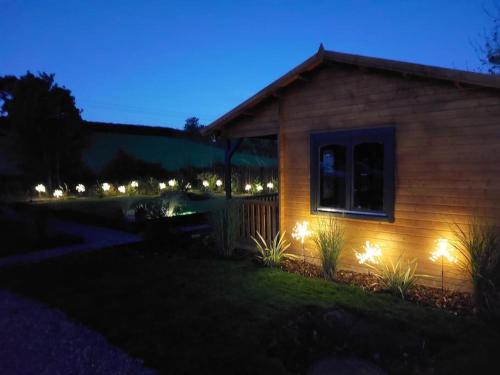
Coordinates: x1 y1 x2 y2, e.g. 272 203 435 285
35 184 46 194
292 221 311 275
266 182 274 190
76 184 85 193
168 179 177 188
202 180 209 188
102 183 111 192
53 189 63 199
159 182 166 190
244 184 252 192
130 181 139 188
216 179 223 188
354 241 382 265
118 185 126 194
430 238 457 292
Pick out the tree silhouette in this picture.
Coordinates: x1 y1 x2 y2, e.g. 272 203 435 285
477 2 500 74
0 72 88 190
183 116 204 135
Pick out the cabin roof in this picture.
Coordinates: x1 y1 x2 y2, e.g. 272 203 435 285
203 45 500 134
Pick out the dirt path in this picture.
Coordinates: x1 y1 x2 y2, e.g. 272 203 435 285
0 289 156 375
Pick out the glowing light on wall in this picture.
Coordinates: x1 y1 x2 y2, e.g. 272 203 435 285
244 184 252 192
118 185 126 194
168 179 177 187
76 184 85 193
35 184 46 193
354 241 382 265
130 181 139 188
102 183 111 192
216 179 223 187
53 189 63 198
159 182 166 190
266 182 274 190
202 180 209 187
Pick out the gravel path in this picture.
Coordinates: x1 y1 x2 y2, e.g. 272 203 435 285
0 289 156 375
0 219 142 269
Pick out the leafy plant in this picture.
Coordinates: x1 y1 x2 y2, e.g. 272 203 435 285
251 231 293 267
367 256 420 300
312 217 345 280
452 219 500 316
132 193 186 220
209 200 242 257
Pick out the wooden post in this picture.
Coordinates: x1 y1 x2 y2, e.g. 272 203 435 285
224 138 243 199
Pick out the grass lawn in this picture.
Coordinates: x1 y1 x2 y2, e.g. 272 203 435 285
35 193 228 219
0 242 497 374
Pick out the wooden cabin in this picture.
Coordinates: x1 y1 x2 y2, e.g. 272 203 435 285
203 46 500 291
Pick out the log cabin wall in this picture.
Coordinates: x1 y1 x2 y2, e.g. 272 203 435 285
277 63 500 291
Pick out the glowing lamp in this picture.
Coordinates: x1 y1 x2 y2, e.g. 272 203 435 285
354 241 382 265
53 189 63 199
76 184 85 193
159 182 166 190
430 239 457 263
291 221 311 245
216 179 223 187
130 181 139 188
266 182 274 190
202 180 209 187
430 238 457 292
118 185 126 194
35 184 46 193
102 183 111 192
168 179 177 187
244 184 252 192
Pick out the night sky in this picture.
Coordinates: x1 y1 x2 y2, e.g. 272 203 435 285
1 0 493 128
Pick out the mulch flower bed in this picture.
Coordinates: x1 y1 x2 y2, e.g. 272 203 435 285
279 258 475 316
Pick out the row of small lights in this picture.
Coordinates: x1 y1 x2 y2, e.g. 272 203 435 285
35 180 276 198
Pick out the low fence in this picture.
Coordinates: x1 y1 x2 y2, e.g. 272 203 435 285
237 193 279 245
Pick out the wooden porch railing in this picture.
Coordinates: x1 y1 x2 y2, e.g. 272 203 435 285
237 193 279 245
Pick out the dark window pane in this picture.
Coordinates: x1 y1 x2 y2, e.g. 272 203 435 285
353 142 384 211
320 145 346 208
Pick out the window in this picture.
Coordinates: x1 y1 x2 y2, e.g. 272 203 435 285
310 127 395 220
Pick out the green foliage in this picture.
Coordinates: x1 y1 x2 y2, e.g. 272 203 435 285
132 193 187 220
209 200 242 256
452 219 500 316
367 256 420 300
251 231 292 267
312 217 345 280
197 172 221 191
0 72 88 189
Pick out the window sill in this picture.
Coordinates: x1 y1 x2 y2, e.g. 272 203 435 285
312 207 393 222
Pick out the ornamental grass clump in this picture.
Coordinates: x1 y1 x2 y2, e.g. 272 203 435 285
312 217 345 280
452 219 500 317
251 231 292 267
367 256 419 300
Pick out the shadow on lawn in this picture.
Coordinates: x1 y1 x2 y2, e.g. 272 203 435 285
0 239 498 374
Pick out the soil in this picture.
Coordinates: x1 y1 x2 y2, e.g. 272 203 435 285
279 258 475 316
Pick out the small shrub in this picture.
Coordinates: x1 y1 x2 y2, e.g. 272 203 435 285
209 200 242 257
251 231 293 267
452 219 500 317
132 193 186 220
367 256 419 300
312 217 345 280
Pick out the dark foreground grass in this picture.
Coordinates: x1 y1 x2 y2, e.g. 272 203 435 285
0 243 497 374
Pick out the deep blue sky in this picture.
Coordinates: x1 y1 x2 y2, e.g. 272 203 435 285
0 0 494 128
